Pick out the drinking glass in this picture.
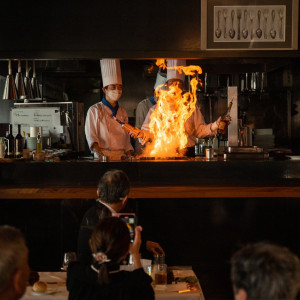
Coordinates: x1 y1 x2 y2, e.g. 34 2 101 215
154 264 167 286
62 252 77 271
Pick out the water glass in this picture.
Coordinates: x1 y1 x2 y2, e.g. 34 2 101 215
62 252 77 270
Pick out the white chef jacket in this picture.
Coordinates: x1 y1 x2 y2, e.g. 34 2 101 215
85 102 133 160
141 105 218 147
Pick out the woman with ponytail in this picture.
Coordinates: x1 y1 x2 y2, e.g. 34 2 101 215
67 217 154 300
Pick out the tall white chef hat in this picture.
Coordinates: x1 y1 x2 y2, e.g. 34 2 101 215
154 71 167 90
100 59 122 87
167 59 186 82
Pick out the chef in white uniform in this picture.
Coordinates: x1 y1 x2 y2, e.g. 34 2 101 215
85 59 134 160
140 59 223 156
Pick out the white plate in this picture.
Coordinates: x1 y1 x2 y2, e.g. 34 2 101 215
31 288 57 296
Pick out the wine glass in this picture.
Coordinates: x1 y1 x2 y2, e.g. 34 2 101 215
61 252 77 271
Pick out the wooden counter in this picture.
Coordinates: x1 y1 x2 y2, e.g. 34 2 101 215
1 157 300 199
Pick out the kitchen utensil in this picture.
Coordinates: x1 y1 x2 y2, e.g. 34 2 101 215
229 10 235 39
15 60 26 99
256 10 262 38
223 9 228 38
31 61 41 98
237 9 241 39
24 60 33 99
249 10 254 40
3 60 19 100
215 10 222 38
279 9 284 39
242 9 248 39
263 9 269 39
269 9 276 39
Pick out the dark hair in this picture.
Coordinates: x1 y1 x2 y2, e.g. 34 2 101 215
97 170 130 204
89 217 130 285
231 242 300 300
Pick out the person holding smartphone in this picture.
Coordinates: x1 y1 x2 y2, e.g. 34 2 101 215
68 217 154 300
77 169 164 263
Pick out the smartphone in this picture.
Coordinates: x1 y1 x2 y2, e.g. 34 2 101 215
115 213 136 242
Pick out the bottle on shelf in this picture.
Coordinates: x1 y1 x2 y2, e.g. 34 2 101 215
15 124 24 158
36 132 42 153
218 98 233 136
207 137 212 148
23 131 27 149
6 124 15 158
212 135 218 155
0 138 5 159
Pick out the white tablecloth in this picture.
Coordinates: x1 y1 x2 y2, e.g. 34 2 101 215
21 269 204 300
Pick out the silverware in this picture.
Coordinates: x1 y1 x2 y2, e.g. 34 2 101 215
223 9 228 38
249 10 254 40
242 9 248 39
270 9 276 39
279 9 284 39
229 10 235 39
215 10 222 39
256 10 262 39
263 9 269 39
237 9 241 40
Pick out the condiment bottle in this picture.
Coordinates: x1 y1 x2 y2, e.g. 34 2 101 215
218 99 233 136
212 135 218 155
113 116 145 139
36 133 42 153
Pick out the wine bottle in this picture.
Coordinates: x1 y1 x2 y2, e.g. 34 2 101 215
6 124 15 158
218 99 233 136
15 124 23 158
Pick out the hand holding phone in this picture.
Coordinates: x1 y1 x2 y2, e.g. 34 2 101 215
114 213 136 242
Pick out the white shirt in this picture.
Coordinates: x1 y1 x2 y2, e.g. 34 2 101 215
141 105 218 147
85 102 133 159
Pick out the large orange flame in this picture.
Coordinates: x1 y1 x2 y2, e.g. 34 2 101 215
142 59 202 157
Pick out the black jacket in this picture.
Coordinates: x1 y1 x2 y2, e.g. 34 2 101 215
67 261 154 300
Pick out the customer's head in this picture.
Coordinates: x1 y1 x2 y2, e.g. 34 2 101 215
89 217 130 285
0 225 30 300
97 169 130 205
231 242 300 300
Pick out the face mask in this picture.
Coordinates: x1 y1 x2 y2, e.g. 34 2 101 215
106 90 121 101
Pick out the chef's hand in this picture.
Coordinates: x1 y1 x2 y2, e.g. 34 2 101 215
140 130 153 145
129 226 143 269
125 150 135 160
211 116 232 133
91 143 104 157
146 240 165 255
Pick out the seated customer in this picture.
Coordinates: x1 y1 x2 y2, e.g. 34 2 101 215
230 241 300 300
67 217 154 300
77 169 164 263
0 225 30 300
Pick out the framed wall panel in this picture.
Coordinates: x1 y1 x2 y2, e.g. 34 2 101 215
201 0 299 50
